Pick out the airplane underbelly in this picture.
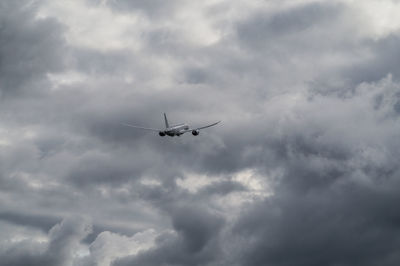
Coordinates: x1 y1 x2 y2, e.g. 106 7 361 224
165 130 176 136
166 127 185 136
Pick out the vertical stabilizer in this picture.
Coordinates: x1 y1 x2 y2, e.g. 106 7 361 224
164 113 169 128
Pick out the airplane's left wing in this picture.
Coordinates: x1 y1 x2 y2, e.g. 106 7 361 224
121 123 161 132
180 121 221 133
195 121 221 130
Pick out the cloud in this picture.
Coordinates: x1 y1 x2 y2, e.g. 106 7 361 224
87 0 183 18
230 75 400 266
0 217 91 266
0 0 66 97
113 206 224 266
2 0 400 265
236 2 343 48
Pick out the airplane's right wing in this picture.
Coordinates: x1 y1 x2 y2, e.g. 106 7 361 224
121 123 161 132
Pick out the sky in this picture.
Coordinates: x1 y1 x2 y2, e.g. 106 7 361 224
1 0 400 265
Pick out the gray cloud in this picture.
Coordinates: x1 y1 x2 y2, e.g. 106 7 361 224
86 0 184 18
236 2 343 48
0 217 91 266
2 0 400 265
114 206 224 266
343 34 400 85
0 0 66 97
0 211 60 232
229 76 400 266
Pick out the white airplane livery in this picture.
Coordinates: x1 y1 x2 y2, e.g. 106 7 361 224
122 113 220 137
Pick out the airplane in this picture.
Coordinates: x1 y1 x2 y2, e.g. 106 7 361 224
122 113 220 137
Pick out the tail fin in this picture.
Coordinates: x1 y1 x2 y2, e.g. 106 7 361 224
164 113 169 128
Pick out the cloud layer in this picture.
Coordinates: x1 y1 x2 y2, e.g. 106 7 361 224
1 0 400 265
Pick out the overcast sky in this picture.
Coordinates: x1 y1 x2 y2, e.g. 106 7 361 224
1 0 400 265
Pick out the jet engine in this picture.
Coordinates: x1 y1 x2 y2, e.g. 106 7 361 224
192 130 199 136
159 131 166 137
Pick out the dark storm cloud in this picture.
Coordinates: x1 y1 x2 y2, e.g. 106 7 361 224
235 179 400 266
237 2 343 48
86 0 183 18
309 32 400 95
114 206 224 266
66 153 142 186
2 0 400 265
341 34 400 85
0 210 60 232
171 205 224 253
226 77 400 266
71 48 133 76
113 232 220 266
1 1 263 265
0 217 91 266
0 0 66 97
0 210 140 245
111 72 400 266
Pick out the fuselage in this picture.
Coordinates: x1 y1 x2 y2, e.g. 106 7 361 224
164 123 189 136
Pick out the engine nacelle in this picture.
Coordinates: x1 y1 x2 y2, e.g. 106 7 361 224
159 131 166 137
192 130 199 136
